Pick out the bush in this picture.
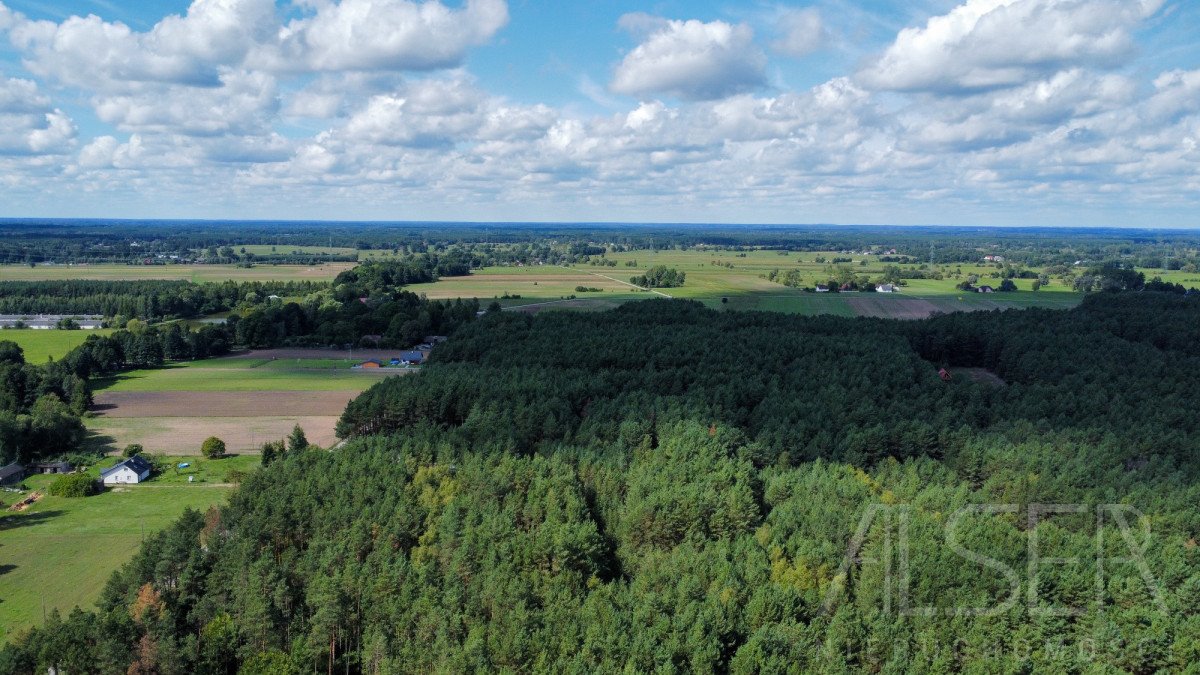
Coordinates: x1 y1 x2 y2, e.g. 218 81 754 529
201 436 227 459
47 472 97 498
123 443 144 458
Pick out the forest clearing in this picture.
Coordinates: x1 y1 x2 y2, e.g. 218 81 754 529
84 356 394 455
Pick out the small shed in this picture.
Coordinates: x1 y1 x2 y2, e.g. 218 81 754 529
0 462 25 486
357 360 382 369
33 461 73 474
100 455 152 485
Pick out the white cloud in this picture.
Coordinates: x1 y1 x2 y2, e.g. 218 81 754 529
860 0 1165 93
342 77 485 147
0 0 1197 224
0 75 48 113
771 7 825 58
6 0 276 89
0 76 74 155
611 17 767 101
269 0 508 72
91 69 279 136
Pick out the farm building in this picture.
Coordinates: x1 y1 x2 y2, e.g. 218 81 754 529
400 350 427 364
976 285 995 293
356 360 382 369
876 284 897 293
32 461 72 474
100 455 152 485
0 462 24 486
0 314 104 329
814 284 830 293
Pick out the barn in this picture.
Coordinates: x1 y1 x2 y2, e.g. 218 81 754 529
0 462 24 486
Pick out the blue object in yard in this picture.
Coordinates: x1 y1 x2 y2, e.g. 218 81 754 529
178 462 190 469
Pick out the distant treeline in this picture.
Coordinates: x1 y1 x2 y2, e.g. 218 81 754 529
2 220 1199 268
0 255 481 321
233 259 478 349
0 261 484 465
0 280 325 320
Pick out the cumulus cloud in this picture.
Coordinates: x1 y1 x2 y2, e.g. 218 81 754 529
0 76 74 155
611 16 767 101
0 75 48 113
343 78 486 147
92 69 279 136
860 0 1165 93
5 0 276 89
770 7 825 58
268 0 508 72
0 0 1197 223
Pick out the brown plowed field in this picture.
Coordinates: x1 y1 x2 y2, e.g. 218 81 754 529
89 416 343 453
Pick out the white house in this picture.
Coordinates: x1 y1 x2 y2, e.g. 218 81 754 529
101 455 152 485
876 284 897 293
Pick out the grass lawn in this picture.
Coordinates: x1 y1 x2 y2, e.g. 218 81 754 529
0 466 240 643
0 329 114 363
93 361 388 392
0 262 353 283
135 454 260 485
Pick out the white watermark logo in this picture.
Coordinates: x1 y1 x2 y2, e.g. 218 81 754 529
822 503 1168 617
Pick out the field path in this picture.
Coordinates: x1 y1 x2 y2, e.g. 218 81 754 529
584 270 672 298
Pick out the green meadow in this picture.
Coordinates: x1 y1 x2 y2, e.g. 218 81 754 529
409 248 1101 316
93 357 388 393
0 457 248 643
0 328 114 363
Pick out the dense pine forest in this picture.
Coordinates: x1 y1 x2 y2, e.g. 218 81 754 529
5 293 1199 673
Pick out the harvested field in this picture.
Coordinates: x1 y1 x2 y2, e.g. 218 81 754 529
93 390 359 417
88 390 366 452
847 296 944 319
845 295 1049 319
507 298 629 313
87 415 342 453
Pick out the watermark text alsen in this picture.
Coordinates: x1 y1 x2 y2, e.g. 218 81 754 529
823 503 1169 617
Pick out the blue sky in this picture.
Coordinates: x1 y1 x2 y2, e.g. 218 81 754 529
0 0 1197 226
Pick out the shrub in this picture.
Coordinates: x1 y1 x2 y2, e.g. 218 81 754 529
123 443 144 458
201 436 227 459
47 472 97 497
